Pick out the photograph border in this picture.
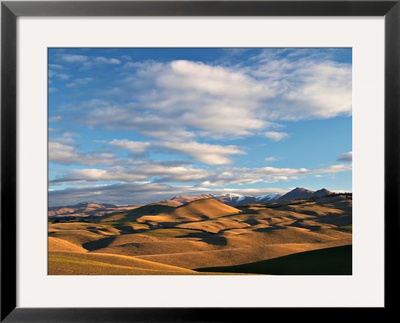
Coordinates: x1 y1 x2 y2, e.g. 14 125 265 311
1 0 399 321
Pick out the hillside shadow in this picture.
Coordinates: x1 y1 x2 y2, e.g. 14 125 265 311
82 236 117 251
254 226 286 233
316 214 352 226
290 220 321 231
195 244 352 275
202 235 228 246
176 228 228 245
128 204 177 217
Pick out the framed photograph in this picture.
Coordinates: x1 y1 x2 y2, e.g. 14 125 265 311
1 0 399 321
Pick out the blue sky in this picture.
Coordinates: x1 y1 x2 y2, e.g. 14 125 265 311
48 48 352 206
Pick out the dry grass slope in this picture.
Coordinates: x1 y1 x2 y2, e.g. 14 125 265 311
48 195 352 275
48 251 201 275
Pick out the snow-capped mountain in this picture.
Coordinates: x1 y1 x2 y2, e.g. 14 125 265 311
162 192 282 207
164 194 214 206
162 188 336 207
213 193 281 206
49 188 342 218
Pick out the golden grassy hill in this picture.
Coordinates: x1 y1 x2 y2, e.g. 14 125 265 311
48 236 87 253
49 230 105 248
48 195 352 275
135 240 352 270
171 198 241 219
48 251 200 275
88 233 216 256
136 198 241 225
175 217 250 234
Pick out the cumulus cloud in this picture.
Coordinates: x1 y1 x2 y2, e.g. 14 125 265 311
264 131 289 141
109 139 151 154
48 180 293 207
49 116 61 123
48 182 210 207
59 54 121 70
50 161 351 192
49 64 64 70
94 57 121 65
198 164 351 187
159 141 245 165
338 151 352 162
81 60 274 139
48 49 352 206
60 54 89 63
52 168 147 183
49 136 116 166
48 161 351 206
281 62 352 120
49 142 116 166
66 77 94 87
107 139 243 165
73 52 351 141
265 156 279 162
244 50 352 121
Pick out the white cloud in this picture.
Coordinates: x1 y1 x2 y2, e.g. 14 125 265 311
265 156 279 162
159 141 245 165
316 164 352 173
264 131 289 141
244 50 352 120
163 60 276 100
50 162 211 185
48 160 352 205
49 138 116 166
66 77 94 87
145 165 211 182
48 181 294 207
49 116 61 122
282 62 352 119
76 53 350 141
198 164 351 187
58 168 147 182
48 182 210 207
82 60 275 139
60 54 89 63
49 64 64 70
94 57 121 65
109 139 151 154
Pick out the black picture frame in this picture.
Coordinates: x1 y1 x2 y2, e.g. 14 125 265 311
1 0 399 321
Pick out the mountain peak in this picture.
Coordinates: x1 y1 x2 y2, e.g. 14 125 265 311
277 187 335 201
313 188 333 197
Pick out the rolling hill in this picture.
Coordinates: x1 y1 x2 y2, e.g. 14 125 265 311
48 188 352 275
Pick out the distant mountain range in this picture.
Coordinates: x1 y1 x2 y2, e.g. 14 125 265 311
48 201 126 217
48 187 341 218
162 187 334 207
161 192 281 207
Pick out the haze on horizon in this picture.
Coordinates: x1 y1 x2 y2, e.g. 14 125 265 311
48 48 352 207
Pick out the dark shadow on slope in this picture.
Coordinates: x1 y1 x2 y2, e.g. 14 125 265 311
195 244 352 275
202 235 228 246
254 225 287 233
243 218 260 225
178 229 228 246
82 236 117 251
316 214 352 226
289 220 322 231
